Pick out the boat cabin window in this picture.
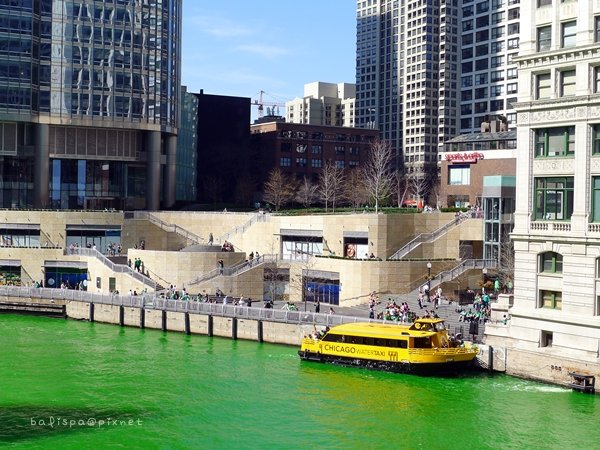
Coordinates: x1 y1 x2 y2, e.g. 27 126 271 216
322 334 407 348
413 337 432 349
322 333 345 343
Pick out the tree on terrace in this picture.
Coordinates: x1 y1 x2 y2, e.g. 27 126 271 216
361 140 395 213
345 168 369 211
263 168 297 211
318 160 345 212
296 176 318 208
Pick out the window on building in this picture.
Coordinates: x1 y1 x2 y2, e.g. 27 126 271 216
507 83 518 94
536 73 551 99
508 38 520 49
507 68 518 79
534 177 574 221
281 143 291 152
335 160 345 169
462 75 473 87
448 165 470 185
490 100 504 111
492 26 505 39
537 26 551 51
280 157 291 167
491 41 504 53
595 16 600 43
476 44 488 57
491 56 504 68
541 330 554 348
311 159 323 168
335 146 345 155
591 177 600 222
560 70 576 96
538 0 552 6
311 145 322 154
475 74 488 86
508 7 520 20
541 291 562 310
561 21 577 48
296 158 307 167
508 23 520 35
535 127 575 157
490 86 504 97
476 1 489 14
593 125 600 154
491 70 504 82
540 252 563 273
593 67 600 94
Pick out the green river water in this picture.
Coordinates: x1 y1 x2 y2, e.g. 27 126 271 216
1 314 599 450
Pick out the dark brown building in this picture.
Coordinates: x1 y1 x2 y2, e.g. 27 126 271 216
250 121 379 186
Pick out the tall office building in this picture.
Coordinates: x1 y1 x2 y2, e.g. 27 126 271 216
459 0 520 134
355 0 519 180
356 0 457 178
0 1 181 210
486 1 600 377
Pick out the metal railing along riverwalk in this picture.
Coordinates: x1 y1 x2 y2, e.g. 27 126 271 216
64 247 157 291
0 285 399 328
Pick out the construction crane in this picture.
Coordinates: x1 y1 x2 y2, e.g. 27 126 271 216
251 90 287 118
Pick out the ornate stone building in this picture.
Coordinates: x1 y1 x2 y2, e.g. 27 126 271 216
486 1 600 383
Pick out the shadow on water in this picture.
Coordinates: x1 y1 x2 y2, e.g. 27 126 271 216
0 405 147 443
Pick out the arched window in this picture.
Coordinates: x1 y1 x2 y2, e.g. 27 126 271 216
540 252 563 273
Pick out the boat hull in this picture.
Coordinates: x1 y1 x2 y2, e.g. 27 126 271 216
298 350 478 376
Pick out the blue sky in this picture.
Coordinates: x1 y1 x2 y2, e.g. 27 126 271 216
181 1 357 113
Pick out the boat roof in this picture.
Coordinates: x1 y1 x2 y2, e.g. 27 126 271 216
328 321 440 338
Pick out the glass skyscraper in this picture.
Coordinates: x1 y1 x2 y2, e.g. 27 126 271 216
0 0 181 210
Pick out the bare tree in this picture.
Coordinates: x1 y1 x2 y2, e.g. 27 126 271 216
392 168 409 208
345 168 369 211
410 175 430 208
361 140 395 213
429 178 441 210
263 168 297 211
497 230 515 288
296 176 318 208
318 160 345 212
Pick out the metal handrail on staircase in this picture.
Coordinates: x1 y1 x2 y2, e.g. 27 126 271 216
65 247 158 291
133 212 203 245
389 211 473 260
407 258 498 294
187 254 279 286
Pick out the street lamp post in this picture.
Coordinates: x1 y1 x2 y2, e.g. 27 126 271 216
426 262 432 301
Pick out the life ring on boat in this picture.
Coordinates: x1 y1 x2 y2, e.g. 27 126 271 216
414 322 422 330
441 336 448 348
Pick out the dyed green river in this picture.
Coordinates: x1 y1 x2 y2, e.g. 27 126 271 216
1 315 599 449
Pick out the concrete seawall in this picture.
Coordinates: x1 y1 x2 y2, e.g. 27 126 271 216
66 300 308 345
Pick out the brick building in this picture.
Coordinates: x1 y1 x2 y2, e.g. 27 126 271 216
250 122 379 186
439 130 516 208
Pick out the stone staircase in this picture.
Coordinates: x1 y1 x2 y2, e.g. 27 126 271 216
388 211 474 260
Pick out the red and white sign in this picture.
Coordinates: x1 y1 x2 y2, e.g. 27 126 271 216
445 152 485 164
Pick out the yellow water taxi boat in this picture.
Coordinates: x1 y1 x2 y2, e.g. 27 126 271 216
298 318 478 374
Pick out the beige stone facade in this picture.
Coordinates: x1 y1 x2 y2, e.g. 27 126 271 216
0 209 482 305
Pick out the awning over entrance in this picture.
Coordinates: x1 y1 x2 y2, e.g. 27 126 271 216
0 259 21 267
343 231 368 239
45 260 88 270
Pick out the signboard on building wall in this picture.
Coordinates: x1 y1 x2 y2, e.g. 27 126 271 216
445 152 485 164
